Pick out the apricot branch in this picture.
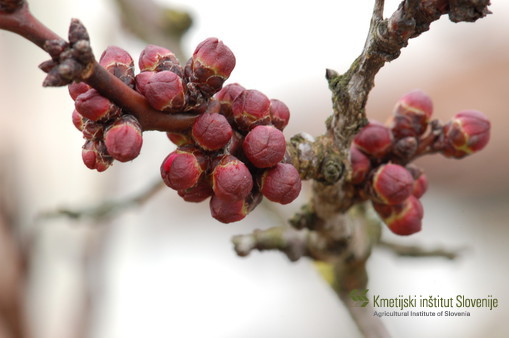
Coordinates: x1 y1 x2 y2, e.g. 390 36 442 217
0 2 197 133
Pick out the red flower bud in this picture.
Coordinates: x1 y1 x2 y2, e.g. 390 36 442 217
82 140 113 172
353 121 393 158
373 195 423 236
392 136 418 159
188 37 236 96
68 81 90 100
75 89 121 122
161 148 206 190
99 46 135 87
242 125 286 168
370 164 414 205
192 113 233 151
442 110 490 158
260 163 302 204
72 109 85 131
81 119 104 140
412 173 428 198
215 83 245 121
232 89 271 131
139 45 183 76
391 89 433 138
209 195 248 223
134 71 155 96
211 155 253 201
143 71 186 112
215 83 245 103
177 178 213 203
349 146 371 185
104 115 143 162
269 99 290 131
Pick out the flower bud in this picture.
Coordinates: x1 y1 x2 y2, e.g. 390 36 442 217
134 71 155 96
260 163 302 204
390 89 433 138
373 195 423 236
242 125 286 168
138 44 183 76
75 89 121 122
209 195 248 223
370 163 414 205
177 178 213 203
68 81 90 100
442 110 490 158
412 173 428 198
215 83 245 121
99 46 135 87
269 99 290 131
104 115 143 162
81 140 113 172
187 37 236 97
353 121 393 158
143 71 186 112
349 146 371 185
392 136 418 159
72 109 85 131
81 119 104 140
211 155 253 201
161 148 206 190
232 89 271 131
192 113 233 151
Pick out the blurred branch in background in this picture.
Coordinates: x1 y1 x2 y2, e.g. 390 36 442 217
113 0 192 61
378 240 463 260
37 179 165 223
0 155 29 338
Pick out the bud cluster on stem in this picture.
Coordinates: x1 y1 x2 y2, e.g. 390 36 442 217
347 89 490 236
137 40 302 223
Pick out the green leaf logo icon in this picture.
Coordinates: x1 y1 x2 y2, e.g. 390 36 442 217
349 289 369 307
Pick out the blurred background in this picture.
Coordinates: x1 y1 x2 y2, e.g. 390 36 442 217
0 1 508 337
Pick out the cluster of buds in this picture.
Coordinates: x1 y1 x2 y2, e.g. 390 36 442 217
158 49 301 223
69 38 301 223
70 46 142 171
349 90 490 235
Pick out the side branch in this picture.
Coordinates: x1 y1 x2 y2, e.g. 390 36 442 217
0 3 197 132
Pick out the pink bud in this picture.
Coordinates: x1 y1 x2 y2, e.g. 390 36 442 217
161 148 206 191
139 44 182 76
143 71 186 112
442 110 490 158
104 115 143 162
370 164 414 205
75 89 121 122
260 163 302 205
192 113 233 151
211 155 253 201
349 146 371 185
242 125 286 168
269 99 290 131
188 37 236 96
82 140 113 172
232 89 271 131
353 121 393 158
373 195 423 236
391 89 433 138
